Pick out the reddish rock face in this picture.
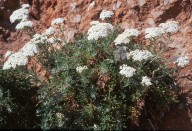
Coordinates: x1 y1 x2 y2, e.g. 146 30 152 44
0 0 191 66
0 0 191 77
0 0 192 129
37 0 192 61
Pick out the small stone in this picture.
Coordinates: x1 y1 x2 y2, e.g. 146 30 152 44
87 1 95 11
70 2 77 11
73 14 81 23
113 1 121 10
146 18 156 26
151 9 163 20
127 0 138 8
138 0 146 6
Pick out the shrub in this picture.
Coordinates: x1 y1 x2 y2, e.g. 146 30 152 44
0 67 39 129
3 4 187 130
35 27 179 130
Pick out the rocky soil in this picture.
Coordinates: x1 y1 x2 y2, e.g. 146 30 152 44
0 0 192 129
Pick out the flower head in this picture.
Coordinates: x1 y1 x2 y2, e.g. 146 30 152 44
76 66 88 73
100 10 114 20
159 21 179 34
174 55 189 67
51 18 64 26
141 76 152 86
145 27 163 39
30 34 47 44
45 27 55 36
119 64 136 78
19 42 39 57
56 112 64 119
10 8 29 23
15 21 33 30
124 28 141 37
87 22 114 41
129 49 154 61
3 52 28 70
21 4 30 9
114 33 130 46
114 28 140 46
47 37 62 44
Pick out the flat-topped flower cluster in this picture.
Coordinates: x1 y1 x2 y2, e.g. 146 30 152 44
99 10 114 20
10 4 33 30
87 21 114 41
3 41 39 70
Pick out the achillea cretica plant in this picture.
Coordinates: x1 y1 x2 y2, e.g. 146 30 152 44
87 21 114 40
159 21 180 34
51 18 65 26
144 27 163 39
128 49 154 62
3 5 189 130
141 76 152 86
174 55 189 67
99 10 114 20
119 64 136 78
15 20 33 30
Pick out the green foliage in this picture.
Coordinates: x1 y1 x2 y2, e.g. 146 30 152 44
36 29 178 130
0 69 39 129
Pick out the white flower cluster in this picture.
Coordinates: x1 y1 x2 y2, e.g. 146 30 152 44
21 4 30 9
30 34 47 44
56 112 64 119
145 27 163 39
76 66 88 73
56 112 64 127
47 37 62 44
45 27 55 36
114 33 130 46
3 52 28 70
124 29 141 37
128 49 154 61
4 51 13 58
15 20 33 30
119 64 136 78
100 10 114 20
10 7 30 23
10 4 33 30
3 36 40 70
174 55 189 67
32 34 42 41
51 18 64 26
19 42 40 57
145 21 180 39
159 21 179 34
141 76 152 86
87 21 114 41
10 8 29 23
114 28 140 45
